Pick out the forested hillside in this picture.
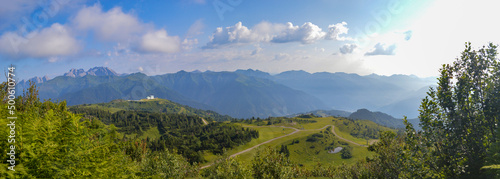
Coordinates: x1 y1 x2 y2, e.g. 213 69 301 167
71 98 234 121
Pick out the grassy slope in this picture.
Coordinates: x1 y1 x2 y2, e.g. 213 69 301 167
202 116 392 168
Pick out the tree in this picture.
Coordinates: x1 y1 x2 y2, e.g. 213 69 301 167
279 144 290 157
418 42 499 176
202 155 251 179
340 146 352 159
252 147 296 179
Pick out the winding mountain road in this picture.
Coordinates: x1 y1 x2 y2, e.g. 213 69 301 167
200 124 367 169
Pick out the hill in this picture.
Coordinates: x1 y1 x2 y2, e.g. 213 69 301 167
70 98 234 122
290 109 352 118
348 108 420 129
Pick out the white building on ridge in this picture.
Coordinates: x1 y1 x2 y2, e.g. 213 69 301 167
146 95 155 100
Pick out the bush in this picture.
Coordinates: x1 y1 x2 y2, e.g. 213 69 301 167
306 136 318 142
202 156 251 179
252 147 296 179
341 146 352 159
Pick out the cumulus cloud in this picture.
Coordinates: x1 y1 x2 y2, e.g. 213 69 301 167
339 43 357 54
205 21 351 48
0 23 80 58
204 22 265 49
365 43 397 56
139 29 181 53
73 4 143 41
271 22 326 44
325 22 349 41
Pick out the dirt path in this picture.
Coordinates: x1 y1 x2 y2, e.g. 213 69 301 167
329 125 367 147
200 126 299 169
201 118 208 125
200 124 368 169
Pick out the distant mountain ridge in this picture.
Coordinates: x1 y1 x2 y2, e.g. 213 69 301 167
236 69 435 118
30 68 326 118
21 67 435 119
64 67 119 77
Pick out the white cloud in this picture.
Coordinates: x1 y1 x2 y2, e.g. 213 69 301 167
271 22 326 44
365 43 396 56
339 44 357 54
204 22 265 49
205 21 350 48
139 29 181 53
325 22 350 41
0 23 80 58
73 4 143 41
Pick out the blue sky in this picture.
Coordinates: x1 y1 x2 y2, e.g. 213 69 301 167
0 0 499 81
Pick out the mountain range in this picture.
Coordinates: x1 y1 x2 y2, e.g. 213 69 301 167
235 69 435 118
18 67 436 120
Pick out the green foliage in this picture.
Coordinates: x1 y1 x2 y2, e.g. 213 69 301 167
202 155 252 179
489 127 500 165
335 117 384 139
0 82 140 178
73 98 234 121
340 146 352 159
251 147 296 179
139 149 199 178
279 144 290 157
71 106 259 163
234 116 317 126
417 42 500 176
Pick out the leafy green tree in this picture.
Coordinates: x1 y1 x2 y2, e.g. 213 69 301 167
340 146 352 159
279 144 290 157
418 42 499 176
202 155 251 179
140 149 198 178
251 147 296 179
